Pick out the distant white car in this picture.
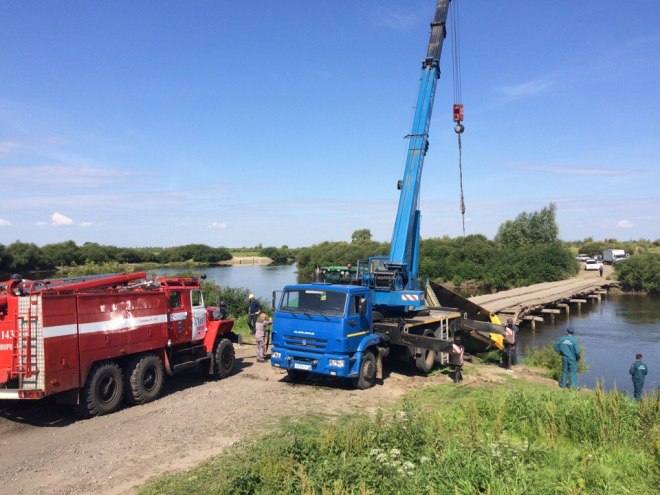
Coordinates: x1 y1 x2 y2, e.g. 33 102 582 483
585 259 603 271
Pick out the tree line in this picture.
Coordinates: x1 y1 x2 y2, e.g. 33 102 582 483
296 203 579 293
0 241 232 273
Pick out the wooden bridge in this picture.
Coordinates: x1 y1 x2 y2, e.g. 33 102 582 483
469 274 617 329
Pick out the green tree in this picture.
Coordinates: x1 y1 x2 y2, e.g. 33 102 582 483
6 241 46 271
495 203 559 248
614 253 660 293
351 229 373 243
41 240 82 267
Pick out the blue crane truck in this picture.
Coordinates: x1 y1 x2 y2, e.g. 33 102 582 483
271 0 468 388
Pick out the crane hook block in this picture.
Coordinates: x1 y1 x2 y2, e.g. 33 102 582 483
452 104 464 123
454 123 464 134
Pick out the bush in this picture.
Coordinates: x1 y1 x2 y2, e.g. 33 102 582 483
524 342 589 381
614 252 660 293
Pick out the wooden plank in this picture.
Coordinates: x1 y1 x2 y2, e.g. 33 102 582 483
569 299 587 303
541 308 561 314
523 316 544 322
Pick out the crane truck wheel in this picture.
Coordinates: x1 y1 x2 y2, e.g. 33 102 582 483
352 351 377 390
77 361 124 418
415 329 436 373
124 353 165 405
213 339 235 379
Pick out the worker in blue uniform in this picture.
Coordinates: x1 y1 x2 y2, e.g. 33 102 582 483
553 327 581 389
629 353 648 400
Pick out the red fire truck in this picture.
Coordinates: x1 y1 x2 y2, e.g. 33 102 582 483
0 272 237 417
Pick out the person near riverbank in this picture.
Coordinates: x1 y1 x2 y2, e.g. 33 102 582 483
599 264 604 277
255 313 272 362
629 354 648 400
247 294 262 335
503 318 519 370
553 327 581 389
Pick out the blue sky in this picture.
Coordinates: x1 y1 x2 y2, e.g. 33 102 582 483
1 0 658 248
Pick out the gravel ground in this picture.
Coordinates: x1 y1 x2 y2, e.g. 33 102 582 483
0 345 453 495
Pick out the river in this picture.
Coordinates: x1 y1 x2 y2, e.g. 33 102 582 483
517 293 659 394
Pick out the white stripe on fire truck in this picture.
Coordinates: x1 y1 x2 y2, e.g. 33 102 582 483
43 314 170 338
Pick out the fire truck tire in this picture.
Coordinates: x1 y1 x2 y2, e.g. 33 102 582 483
352 351 376 390
124 354 165 405
77 361 124 417
213 339 235 379
415 329 436 373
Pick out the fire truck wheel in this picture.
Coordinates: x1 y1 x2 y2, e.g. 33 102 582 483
77 361 124 417
415 329 436 373
125 354 165 405
352 351 376 390
213 339 235 379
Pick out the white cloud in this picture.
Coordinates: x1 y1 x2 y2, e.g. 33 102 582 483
497 78 555 102
79 221 93 227
3 165 134 188
516 164 637 176
371 7 417 31
616 220 634 228
0 218 11 226
209 222 227 229
0 141 23 154
52 212 73 226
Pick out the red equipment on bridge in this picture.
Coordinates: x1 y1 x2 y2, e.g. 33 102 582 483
0 272 237 416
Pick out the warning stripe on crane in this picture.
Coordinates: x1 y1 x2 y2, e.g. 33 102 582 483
401 294 420 301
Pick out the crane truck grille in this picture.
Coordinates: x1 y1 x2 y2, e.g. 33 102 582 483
283 335 328 351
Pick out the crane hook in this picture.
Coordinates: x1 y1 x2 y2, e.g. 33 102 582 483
454 122 464 134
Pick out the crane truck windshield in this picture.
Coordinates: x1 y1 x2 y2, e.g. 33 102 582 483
280 289 347 318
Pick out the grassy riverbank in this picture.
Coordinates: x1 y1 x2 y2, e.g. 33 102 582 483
139 368 659 495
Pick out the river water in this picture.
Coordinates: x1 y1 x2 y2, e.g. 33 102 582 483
38 264 658 395
517 293 659 394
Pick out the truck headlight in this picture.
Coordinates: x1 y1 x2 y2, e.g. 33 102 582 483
271 351 281 360
329 359 345 367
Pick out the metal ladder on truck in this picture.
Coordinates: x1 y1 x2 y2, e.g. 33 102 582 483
11 294 43 389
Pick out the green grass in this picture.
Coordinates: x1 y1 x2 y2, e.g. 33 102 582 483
139 378 659 495
524 342 589 381
230 251 262 257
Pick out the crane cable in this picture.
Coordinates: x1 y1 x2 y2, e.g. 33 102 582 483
450 0 466 236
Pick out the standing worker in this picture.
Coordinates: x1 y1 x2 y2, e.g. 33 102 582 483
553 327 581 389
503 318 519 370
629 354 649 400
247 294 262 335
599 264 604 278
255 313 272 362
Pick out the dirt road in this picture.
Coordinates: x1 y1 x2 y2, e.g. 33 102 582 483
0 345 462 495
469 264 615 319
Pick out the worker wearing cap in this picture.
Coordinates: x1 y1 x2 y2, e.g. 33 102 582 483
629 353 648 400
255 313 272 362
553 327 581 389
247 294 262 335
503 318 519 370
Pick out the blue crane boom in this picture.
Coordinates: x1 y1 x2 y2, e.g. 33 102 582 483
365 0 451 312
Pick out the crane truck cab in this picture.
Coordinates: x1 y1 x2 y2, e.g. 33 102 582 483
270 284 380 389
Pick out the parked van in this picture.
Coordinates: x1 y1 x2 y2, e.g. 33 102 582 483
603 249 627 264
